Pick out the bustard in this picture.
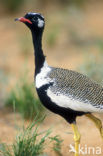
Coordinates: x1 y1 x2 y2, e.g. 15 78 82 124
15 12 103 156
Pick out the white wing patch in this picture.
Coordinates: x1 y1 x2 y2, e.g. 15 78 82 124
38 18 44 28
47 89 103 113
36 61 52 88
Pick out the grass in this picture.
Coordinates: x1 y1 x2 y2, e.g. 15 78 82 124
0 70 8 104
5 75 45 120
0 119 63 156
49 135 63 156
78 52 103 85
0 119 50 156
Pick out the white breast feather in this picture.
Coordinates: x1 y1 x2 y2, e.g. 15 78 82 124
47 89 103 113
36 61 52 88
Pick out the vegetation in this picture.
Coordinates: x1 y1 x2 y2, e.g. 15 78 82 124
0 70 8 104
49 135 63 156
5 76 45 120
78 52 103 85
0 119 63 156
1 0 86 13
2 0 25 12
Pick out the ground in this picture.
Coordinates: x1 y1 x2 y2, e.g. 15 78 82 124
0 109 103 156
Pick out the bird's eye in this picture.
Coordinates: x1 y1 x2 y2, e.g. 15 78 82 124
32 17 38 21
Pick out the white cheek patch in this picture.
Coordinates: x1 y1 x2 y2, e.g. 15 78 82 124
38 18 44 28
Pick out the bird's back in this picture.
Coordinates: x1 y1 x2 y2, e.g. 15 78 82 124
47 67 103 111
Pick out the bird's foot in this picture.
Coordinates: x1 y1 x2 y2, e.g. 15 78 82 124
74 141 80 156
71 124 81 156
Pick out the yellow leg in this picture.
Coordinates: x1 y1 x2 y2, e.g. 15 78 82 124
86 113 103 139
71 123 81 156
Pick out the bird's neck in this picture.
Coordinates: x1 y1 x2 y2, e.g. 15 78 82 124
31 29 45 75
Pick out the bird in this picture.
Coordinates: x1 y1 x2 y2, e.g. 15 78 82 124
15 12 103 156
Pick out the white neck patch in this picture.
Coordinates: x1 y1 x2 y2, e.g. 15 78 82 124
38 18 44 28
35 61 52 88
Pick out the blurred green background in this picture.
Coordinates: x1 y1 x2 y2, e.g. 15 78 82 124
0 0 103 155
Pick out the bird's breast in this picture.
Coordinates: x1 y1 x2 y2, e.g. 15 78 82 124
35 61 53 88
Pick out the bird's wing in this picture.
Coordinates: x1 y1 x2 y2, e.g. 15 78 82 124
47 67 103 112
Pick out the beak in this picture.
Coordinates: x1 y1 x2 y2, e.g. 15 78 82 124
14 17 32 24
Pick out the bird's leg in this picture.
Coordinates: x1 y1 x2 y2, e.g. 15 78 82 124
71 123 81 156
86 113 103 139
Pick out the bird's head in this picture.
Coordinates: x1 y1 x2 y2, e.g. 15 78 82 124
15 12 45 30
